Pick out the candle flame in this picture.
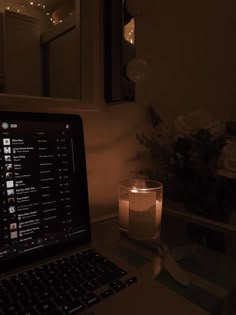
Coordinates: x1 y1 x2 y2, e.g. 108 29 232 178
131 187 138 193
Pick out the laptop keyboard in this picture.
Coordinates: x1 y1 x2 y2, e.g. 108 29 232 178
0 249 137 315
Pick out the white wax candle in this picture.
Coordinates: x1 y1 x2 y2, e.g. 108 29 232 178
119 195 163 234
129 190 156 239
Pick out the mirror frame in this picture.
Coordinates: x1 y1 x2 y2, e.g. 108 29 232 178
104 0 135 103
0 0 133 111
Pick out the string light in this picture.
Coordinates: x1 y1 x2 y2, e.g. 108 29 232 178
3 1 67 25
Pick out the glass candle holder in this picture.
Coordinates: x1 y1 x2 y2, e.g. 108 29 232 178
119 179 163 240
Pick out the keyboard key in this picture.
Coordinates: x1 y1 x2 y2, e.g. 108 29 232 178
21 308 38 315
5 303 21 313
117 268 127 277
82 293 100 306
96 270 124 285
62 301 85 314
54 294 72 306
37 301 57 313
125 277 138 286
70 287 85 298
0 249 133 315
100 289 114 299
109 280 126 291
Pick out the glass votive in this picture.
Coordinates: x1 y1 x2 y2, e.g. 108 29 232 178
119 179 163 240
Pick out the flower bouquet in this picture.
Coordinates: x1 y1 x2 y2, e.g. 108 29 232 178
136 105 236 227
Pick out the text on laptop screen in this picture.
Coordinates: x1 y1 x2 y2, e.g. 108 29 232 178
0 116 90 262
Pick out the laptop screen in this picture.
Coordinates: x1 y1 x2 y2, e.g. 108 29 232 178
0 112 90 264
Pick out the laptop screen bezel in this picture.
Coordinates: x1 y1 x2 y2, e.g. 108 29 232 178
0 111 91 274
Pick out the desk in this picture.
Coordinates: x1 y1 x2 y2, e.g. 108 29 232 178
91 216 236 315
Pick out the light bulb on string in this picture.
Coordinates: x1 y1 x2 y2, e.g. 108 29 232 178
3 1 65 25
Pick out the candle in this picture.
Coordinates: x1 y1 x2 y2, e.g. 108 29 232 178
119 198 163 237
119 179 163 239
129 190 162 240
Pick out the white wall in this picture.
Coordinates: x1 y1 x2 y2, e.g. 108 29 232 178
136 0 236 122
47 27 80 98
0 0 235 219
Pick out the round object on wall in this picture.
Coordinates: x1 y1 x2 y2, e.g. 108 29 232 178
126 58 148 83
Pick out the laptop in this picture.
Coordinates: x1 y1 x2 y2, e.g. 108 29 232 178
0 111 205 315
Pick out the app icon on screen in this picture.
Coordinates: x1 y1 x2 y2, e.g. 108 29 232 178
3 138 10 145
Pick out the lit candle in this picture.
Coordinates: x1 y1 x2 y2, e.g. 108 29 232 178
119 186 163 239
119 187 137 230
129 189 157 240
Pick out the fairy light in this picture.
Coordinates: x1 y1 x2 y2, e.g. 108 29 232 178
3 1 66 25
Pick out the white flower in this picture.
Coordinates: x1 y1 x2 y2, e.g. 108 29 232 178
175 110 222 138
218 141 236 179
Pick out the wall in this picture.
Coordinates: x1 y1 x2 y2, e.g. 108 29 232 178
0 0 235 220
3 11 41 95
46 27 80 98
136 0 236 122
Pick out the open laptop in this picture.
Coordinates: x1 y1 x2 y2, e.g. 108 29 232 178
0 111 205 315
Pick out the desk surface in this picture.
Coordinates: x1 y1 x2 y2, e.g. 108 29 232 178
91 217 236 315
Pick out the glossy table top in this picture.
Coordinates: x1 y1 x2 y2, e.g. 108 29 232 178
91 216 236 315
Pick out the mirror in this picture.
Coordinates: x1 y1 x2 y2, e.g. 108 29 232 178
104 0 136 102
0 0 80 99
